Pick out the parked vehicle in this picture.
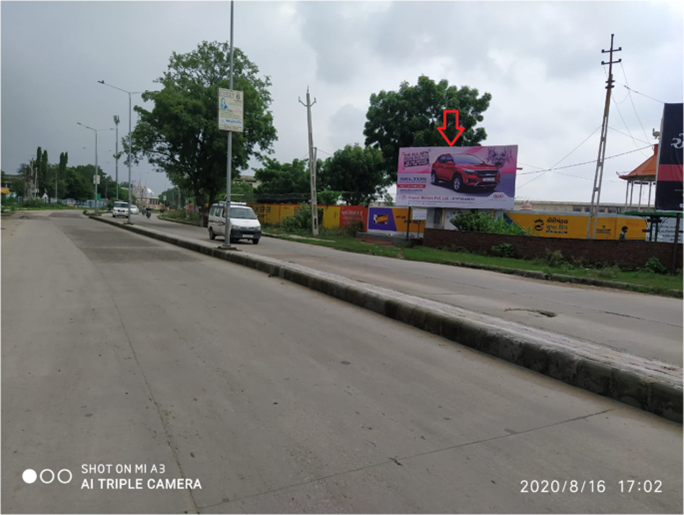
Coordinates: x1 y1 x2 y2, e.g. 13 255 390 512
431 153 500 192
207 202 262 244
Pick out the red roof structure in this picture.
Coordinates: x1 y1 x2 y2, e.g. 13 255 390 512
618 144 657 209
618 144 658 182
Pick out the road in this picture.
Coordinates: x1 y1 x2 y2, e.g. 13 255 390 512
2 210 682 514
124 213 683 366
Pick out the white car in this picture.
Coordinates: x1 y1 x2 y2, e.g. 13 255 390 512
207 202 262 244
112 201 129 218
112 202 139 217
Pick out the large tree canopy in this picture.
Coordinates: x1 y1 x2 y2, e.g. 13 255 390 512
253 158 310 204
319 144 389 205
129 41 277 216
364 75 492 181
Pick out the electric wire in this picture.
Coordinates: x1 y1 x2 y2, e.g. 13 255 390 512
605 67 650 157
620 62 651 142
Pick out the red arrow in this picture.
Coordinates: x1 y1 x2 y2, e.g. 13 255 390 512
437 110 465 146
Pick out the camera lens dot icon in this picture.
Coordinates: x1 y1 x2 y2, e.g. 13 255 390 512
22 469 37 484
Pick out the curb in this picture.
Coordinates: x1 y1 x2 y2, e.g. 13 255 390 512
262 233 681 299
93 216 683 423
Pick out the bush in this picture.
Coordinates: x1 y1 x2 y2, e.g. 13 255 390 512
643 257 668 275
490 243 516 258
341 221 363 237
281 203 323 232
544 249 565 267
596 265 620 279
450 211 525 235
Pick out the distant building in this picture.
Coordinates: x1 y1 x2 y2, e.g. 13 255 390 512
512 200 642 214
236 175 260 188
133 182 161 209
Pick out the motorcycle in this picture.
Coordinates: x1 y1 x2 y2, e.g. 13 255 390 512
146 208 151 219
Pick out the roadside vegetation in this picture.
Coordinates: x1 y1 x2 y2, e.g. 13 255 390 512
262 226 682 295
159 209 201 225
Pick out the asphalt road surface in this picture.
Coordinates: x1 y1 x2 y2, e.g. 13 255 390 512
2 211 682 514
126 213 682 366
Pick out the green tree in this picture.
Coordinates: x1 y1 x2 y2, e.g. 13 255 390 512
254 158 310 204
317 190 342 206
128 40 277 221
364 75 492 181
318 144 389 205
229 180 256 204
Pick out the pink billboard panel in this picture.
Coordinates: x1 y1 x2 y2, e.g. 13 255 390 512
396 145 518 208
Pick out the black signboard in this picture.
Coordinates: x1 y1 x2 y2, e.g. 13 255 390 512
655 103 683 211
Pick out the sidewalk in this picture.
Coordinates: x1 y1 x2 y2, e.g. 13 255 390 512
92 214 682 422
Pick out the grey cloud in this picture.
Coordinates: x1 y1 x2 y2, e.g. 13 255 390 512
328 104 367 150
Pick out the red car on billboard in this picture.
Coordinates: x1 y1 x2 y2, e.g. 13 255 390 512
431 153 500 192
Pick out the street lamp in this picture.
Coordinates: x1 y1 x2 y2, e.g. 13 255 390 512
77 123 113 214
98 80 144 224
113 115 120 200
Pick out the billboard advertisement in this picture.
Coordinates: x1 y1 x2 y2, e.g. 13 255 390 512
654 103 683 211
396 145 518 208
218 88 244 133
367 207 425 234
504 212 646 240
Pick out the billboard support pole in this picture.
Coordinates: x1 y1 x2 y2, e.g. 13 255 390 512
587 34 621 239
406 207 412 241
671 213 681 274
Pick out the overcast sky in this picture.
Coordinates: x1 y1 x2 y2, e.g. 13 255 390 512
2 1 682 205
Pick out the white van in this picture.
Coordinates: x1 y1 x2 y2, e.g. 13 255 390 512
208 202 262 244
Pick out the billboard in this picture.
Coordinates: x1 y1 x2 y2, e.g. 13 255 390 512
654 103 683 211
367 207 425 234
218 88 244 132
504 212 646 240
396 145 518 208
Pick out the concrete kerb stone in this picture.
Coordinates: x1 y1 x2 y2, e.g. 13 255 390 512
90 215 683 422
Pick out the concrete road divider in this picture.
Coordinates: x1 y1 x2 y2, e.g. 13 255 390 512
92 215 683 422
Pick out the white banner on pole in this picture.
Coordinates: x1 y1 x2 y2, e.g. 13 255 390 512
411 208 428 221
218 88 244 132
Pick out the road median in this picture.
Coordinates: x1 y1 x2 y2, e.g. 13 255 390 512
92 215 683 422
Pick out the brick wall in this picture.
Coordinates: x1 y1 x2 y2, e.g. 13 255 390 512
423 229 683 271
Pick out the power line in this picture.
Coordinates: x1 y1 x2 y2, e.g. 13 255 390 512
607 126 653 146
519 145 651 175
516 145 652 191
620 62 651 143
514 125 601 189
614 82 665 104
605 66 649 157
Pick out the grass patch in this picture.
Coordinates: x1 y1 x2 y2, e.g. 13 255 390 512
159 210 201 225
263 228 683 294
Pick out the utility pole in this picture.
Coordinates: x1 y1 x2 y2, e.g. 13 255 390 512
587 34 621 239
299 87 319 236
221 0 236 248
114 115 120 200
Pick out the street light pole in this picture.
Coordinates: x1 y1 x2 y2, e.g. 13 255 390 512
98 80 146 224
77 123 113 214
222 0 235 249
114 115 120 200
